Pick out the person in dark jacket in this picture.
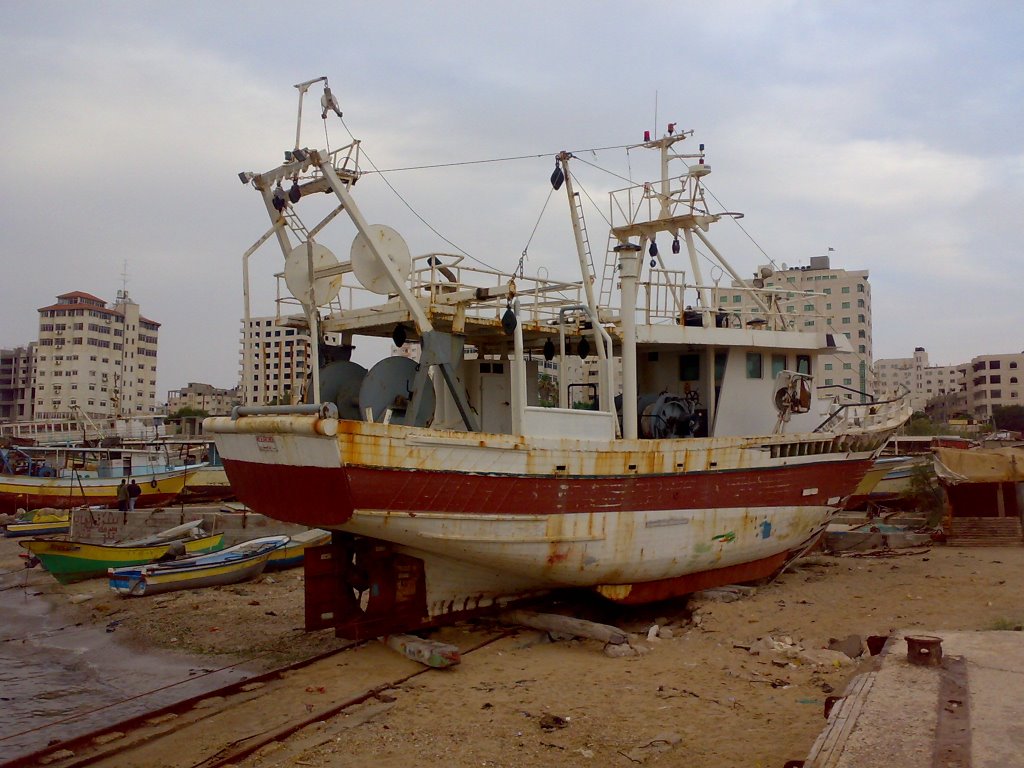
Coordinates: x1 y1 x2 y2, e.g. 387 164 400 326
116 479 129 512
127 478 142 511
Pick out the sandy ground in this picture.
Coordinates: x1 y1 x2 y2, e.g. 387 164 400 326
3 536 1024 767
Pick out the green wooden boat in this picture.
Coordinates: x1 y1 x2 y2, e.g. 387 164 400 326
20 530 225 584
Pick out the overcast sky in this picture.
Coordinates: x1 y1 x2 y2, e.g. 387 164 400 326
2 2 1022 399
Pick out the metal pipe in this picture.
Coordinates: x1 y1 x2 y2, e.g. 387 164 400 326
617 245 641 439
231 403 338 420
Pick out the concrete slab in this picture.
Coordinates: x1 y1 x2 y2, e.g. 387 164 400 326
804 629 1024 767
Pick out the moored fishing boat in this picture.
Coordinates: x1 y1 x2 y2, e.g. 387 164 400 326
265 528 330 570
0 445 197 513
20 528 225 584
206 80 911 639
108 535 288 596
4 510 71 538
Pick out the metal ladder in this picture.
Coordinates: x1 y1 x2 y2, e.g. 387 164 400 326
597 229 621 308
281 207 310 243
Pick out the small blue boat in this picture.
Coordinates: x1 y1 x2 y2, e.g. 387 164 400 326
108 535 289 596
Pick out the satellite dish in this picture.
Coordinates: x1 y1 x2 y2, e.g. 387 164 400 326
284 241 344 307
359 356 434 427
350 224 412 295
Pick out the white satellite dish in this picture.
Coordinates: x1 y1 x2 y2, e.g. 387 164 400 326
284 241 344 307
350 224 412 295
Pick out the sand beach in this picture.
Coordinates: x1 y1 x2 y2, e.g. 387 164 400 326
2 535 1023 767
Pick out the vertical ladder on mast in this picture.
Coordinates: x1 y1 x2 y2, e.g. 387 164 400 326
598 229 621 308
572 192 597 291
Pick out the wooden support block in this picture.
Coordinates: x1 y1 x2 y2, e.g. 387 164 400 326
499 609 629 645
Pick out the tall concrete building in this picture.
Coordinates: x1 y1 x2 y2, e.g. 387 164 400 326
34 290 160 419
734 254 872 394
0 345 36 421
874 347 964 413
239 317 312 405
963 352 1024 419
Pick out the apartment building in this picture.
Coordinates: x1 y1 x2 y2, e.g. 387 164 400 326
166 382 241 416
0 345 35 421
239 317 312 405
874 347 964 413
733 254 872 393
963 352 1024 419
33 290 160 419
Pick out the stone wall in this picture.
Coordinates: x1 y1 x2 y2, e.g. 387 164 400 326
70 506 310 546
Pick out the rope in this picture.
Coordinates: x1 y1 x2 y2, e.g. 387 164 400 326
519 186 556 273
338 116 494 271
365 143 634 175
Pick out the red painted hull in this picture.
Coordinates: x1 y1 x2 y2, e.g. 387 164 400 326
221 457 873 526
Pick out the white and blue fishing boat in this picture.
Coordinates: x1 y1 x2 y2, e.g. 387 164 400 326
107 535 288 596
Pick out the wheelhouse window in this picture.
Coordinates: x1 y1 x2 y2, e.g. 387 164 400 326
679 354 701 382
746 353 763 379
796 355 811 375
771 354 787 378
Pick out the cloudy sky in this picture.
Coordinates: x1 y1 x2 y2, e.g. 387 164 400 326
2 2 1022 399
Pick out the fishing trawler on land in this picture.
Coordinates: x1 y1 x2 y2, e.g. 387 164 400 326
206 79 911 638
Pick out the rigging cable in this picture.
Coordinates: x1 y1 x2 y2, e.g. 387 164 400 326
519 185 556 278
336 116 495 270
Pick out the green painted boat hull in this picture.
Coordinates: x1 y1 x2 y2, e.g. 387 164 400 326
21 533 226 584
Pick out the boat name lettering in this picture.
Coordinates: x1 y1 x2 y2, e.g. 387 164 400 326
256 436 278 452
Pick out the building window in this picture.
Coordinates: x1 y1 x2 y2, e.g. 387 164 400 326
842 286 850 294
824 363 833 371
824 378 833 386
842 302 851 309
991 375 1001 384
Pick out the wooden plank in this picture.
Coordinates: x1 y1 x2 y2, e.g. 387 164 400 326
498 609 629 645
804 671 876 767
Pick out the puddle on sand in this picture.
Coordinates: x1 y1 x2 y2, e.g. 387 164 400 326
0 576 255 760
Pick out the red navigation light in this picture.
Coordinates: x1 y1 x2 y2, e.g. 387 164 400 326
644 130 651 142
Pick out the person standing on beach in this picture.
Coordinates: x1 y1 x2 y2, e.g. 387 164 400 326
127 478 142 511
117 479 129 511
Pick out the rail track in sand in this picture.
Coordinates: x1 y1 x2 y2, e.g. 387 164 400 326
4 628 511 768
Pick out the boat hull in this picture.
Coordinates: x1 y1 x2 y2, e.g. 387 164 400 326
4 517 71 538
107 536 287 596
177 466 235 503
0 469 192 514
213 419 885 621
265 529 330 570
20 533 225 584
